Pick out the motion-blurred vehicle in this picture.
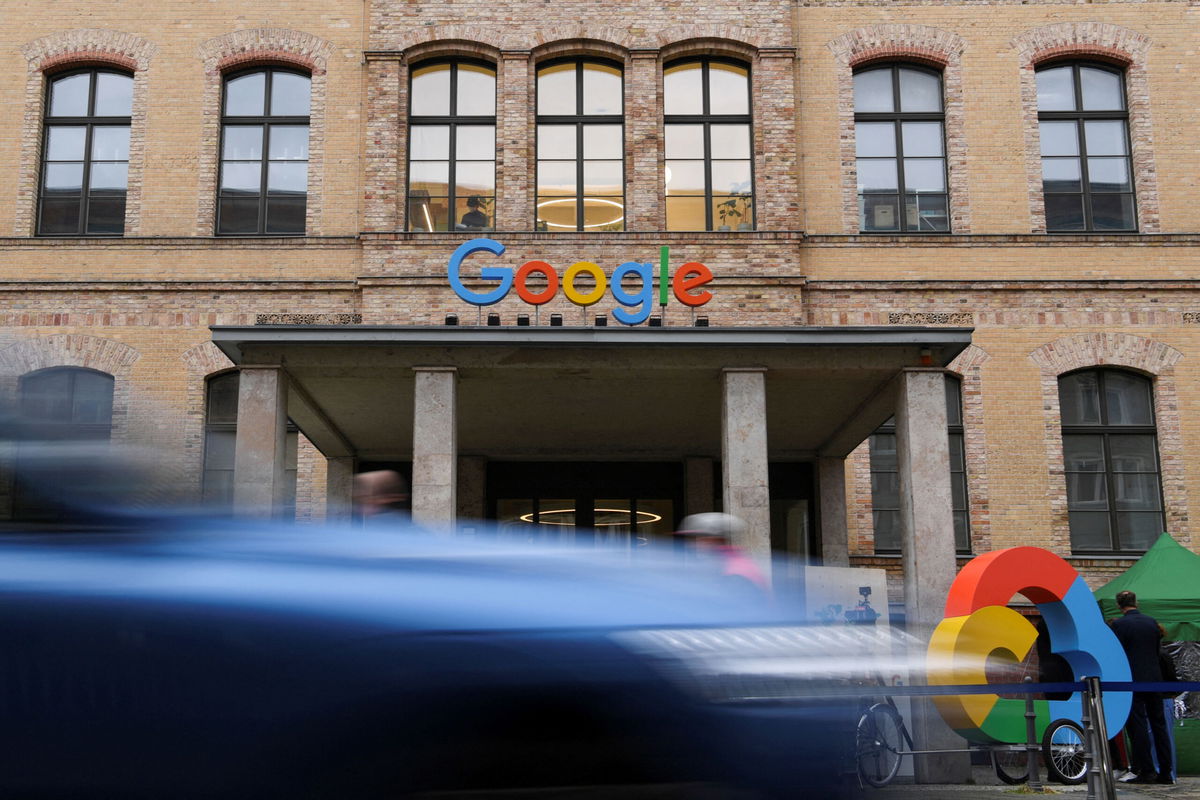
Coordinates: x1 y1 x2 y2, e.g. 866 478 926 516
0 431 886 798
0 517 896 799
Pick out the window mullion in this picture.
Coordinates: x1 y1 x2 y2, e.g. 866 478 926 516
1102 432 1121 551
576 122 584 231
80 123 95 235
703 122 713 230
894 119 907 231
260 123 271 235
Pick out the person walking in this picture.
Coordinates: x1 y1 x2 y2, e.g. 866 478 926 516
1110 589 1174 785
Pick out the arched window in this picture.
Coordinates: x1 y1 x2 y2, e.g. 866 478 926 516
1059 369 1162 551
407 61 496 232
14 367 115 519
203 372 299 517
39 69 133 236
664 59 753 231
854 64 948 233
536 59 624 232
218 68 311 235
870 376 969 553
1037 62 1135 232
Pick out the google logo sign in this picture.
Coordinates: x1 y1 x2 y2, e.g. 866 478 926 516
447 238 713 326
927 547 1131 743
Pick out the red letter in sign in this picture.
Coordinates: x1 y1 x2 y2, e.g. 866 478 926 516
672 262 713 307
515 261 559 305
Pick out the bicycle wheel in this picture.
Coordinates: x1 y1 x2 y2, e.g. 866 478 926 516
856 703 904 788
992 746 1031 785
1042 719 1088 785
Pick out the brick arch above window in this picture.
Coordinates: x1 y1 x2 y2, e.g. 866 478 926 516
1011 23 1159 234
17 30 156 237
656 29 761 60
1028 332 1181 377
0 333 139 378
195 29 333 236
1029 333 1188 552
181 341 234 377
402 40 502 65
530 38 630 64
392 26 505 53
828 25 969 234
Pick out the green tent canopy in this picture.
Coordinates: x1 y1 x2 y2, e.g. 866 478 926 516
1094 533 1200 641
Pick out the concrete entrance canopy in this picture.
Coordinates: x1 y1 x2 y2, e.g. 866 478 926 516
211 325 972 465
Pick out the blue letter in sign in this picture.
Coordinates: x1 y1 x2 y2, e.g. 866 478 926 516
610 262 654 325
448 238 512 306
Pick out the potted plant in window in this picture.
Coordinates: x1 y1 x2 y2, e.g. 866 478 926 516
716 193 753 231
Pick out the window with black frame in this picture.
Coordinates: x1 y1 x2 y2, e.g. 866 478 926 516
854 64 949 233
536 59 624 232
1059 369 1163 552
217 68 310 235
1037 62 1136 232
39 69 133 236
407 61 496 232
664 59 753 231
14 367 114 519
870 376 970 553
203 372 299 517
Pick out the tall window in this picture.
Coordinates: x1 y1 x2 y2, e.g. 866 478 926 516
1037 63 1135 231
39 69 132 236
1059 369 1163 552
536 60 624 232
854 64 948 233
203 372 299 517
407 61 496 232
218 68 310 235
664 59 753 231
15 368 115 519
870 376 969 553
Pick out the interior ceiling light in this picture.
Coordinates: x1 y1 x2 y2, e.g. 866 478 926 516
535 198 624 229
518 507 663 526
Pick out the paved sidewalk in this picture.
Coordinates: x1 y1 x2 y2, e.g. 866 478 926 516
866 769 1200 800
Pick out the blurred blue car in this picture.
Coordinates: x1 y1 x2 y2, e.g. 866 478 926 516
0 520 873 798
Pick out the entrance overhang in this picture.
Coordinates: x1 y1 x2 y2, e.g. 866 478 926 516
211 325 972 462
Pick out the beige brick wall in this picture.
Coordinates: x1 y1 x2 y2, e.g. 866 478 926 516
1 0 1199 576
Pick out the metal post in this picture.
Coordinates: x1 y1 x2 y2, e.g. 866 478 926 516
1085 676 1116 800
1083 681 1099 800
1024 676 1043 790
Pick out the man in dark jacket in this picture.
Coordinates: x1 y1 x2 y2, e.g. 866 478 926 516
1111 590 1173 784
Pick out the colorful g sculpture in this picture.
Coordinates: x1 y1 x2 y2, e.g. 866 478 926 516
927 547 1131 743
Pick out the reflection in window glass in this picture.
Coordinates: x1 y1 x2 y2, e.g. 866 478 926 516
664 60 752 231
1059 369 1163 552
408 62 496 232
536 60 624 231
1036 63 1135 231
39 70 134 236
218 69 310 235
854 65 948 233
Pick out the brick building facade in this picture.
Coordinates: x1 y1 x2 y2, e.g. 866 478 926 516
3 1 1200 618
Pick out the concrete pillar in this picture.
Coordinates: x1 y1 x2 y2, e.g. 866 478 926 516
232 366 288 519
818 456 850 566
721 367 771 560
325 456 355 524
684 456 715 517
895 367 968 783
412 367 457 529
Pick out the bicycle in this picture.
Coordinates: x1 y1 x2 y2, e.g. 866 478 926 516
854 684 1089 787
